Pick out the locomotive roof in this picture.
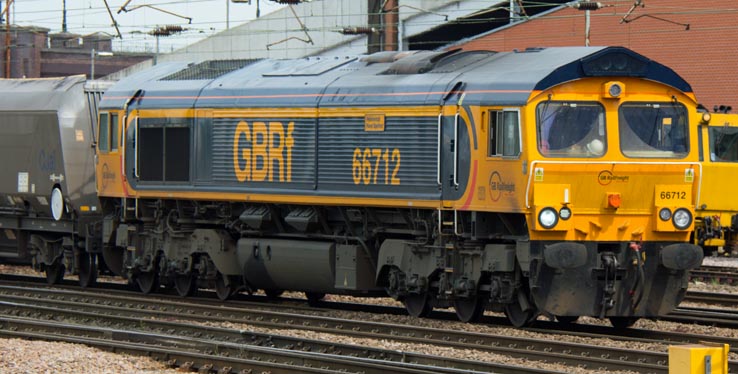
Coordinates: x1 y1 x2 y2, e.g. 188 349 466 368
0 75 87 112
100 46 692 110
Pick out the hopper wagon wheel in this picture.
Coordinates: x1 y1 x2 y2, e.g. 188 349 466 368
50 187 65 221
555 315 579 325
45 260 65 285
305 292 326 306
174 273 197 297
264 289 284 299
77 252 98 288
404 293 432 318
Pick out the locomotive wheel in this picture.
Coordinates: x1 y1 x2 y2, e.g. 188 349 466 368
214 272 234 301
504 301 537 328
556 315 579 324
77 252 98 288
404 293 432 318
135 271 160 294
453 296 485 323
45 261 65 285
609 317 638 329
174 274 197 297
305 292 326 306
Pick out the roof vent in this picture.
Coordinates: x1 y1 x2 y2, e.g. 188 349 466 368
382 49 462 75
160 59 260 81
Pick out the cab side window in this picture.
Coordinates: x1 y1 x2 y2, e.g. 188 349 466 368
110 113 119 151
98 112 120 152
98 112 109 152
709 127 738 162
488 110 520 157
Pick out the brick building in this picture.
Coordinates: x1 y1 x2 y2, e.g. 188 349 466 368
0 26 151 79
451 0 738 109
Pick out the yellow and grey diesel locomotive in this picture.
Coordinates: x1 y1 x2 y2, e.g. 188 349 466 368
95 47 704 327
693 109 738 255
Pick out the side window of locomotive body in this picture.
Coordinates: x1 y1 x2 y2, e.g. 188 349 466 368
709 126 738 162
536 102 606 157
619 102 688 158
139 123 191 183
488 110 521 157
98 112 109 153
110 113 119 151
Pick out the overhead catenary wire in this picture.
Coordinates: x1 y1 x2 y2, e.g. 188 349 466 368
7 0 738 54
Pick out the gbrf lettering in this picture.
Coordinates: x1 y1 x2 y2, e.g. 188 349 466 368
233 121 295 182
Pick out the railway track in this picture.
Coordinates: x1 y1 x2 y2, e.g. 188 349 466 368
0 296 554 374
666 306 738 329
0 282 734 374
690 265 738 285
0 315 482 374
682 290 738 307
2 274 738 373
0 288 561 374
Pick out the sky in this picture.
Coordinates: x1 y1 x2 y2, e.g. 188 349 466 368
7 0 287 53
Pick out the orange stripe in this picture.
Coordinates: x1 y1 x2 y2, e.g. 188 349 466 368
119 154 129 197
460 160 478 210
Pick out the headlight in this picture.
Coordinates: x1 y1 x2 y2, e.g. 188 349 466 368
538 207 559 229
658 208 672 221
559 207 572 220
672 208 692 230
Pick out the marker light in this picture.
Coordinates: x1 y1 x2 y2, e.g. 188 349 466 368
538 207 559 229
700 112 711 124
559 207 572 220
658 208 672 221
672 208 692 230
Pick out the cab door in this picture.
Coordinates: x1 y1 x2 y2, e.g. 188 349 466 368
699 120 738 215
480 108 524 212
96 111 125 197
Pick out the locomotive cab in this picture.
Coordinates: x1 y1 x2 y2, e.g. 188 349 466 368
522 80 704 323
457 48 704 326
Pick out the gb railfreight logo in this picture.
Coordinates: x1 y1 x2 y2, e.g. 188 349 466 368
598 170 629 186
488 171 515 201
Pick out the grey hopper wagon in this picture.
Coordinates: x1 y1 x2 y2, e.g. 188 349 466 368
0 75 110 286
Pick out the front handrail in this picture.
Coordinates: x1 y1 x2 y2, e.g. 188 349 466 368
121 115 128 179
134 117 140 179
453 113 460 189
437 113 442 187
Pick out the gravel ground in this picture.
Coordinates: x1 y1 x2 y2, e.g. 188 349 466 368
0 339 179 373
1 264 737 373
703 255 738 267
687 279 738 293
0 264 127 284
